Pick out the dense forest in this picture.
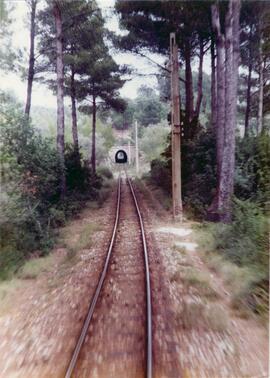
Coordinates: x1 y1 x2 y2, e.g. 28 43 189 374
0 0 269 320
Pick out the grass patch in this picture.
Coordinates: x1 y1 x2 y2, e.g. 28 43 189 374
192 222 221 254
173 244 187 255
178 300 229 332
193 222 269 321
0 246 24 280
61 246 77 267
0 279 22 302
178 301 205 330
229 269 269 320
204 303 229 332
97 178 114 207
0 279 29 316
203 252 268 317
136 177 171 214
17 255 54 279
75 222 102 250
59 219 102 251
182 267 219 299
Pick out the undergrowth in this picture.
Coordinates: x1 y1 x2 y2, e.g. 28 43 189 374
178 300 229 332
0 93 114 280
194 200 269 321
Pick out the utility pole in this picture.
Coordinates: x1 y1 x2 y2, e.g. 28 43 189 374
170 33 183 221
128 139 131 165
135 119 139 175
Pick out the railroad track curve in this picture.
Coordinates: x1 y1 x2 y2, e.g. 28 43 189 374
65 174 153 378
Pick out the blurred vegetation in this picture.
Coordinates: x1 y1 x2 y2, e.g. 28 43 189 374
0 92 112 280
195 203 268 321
146 118 269 319
140 123 170 163
100 85 168 130
148 128 217 216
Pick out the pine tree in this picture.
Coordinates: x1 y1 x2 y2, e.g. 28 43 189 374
115 1 212 131
208 0 241 222
38 0 126 173
25 0 38 119
77 52 126 173
53 0 66 196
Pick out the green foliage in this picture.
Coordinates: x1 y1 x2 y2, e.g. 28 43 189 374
150 129 269 218
17 255 54 280
106 98 136 130
235 134 270 206
0 92 103 280
196 200 268 272
149 125 268 318
140 123 170 162
181 130 216 217
102 85 168 130
65 145 101 196
195 199 269 319
149 129 217 217
157 69 212 124
150 159 171 193
97 119 116 151
216 199 268 270
135 86 167 127
1 94 61 279
115 1 212 55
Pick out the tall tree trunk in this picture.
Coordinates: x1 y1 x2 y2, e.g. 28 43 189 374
184 40 194 122
24 0 37 119
91 95 96 174
208 0 240 222
244 60 252 137
70 66 79 153
195 38 204 118
257 35 264 134
210 35 217 130
212 3 225 180
53 1 66 197
217 0 240 222
216 0 234 221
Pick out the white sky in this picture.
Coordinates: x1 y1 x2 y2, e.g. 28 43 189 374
0 0 210 109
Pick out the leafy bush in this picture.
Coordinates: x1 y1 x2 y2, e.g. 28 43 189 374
0 92 103 279
151 125 269 318
1 94 61 276
215 199 268 270
181 130 216 217
65 145 102 200
150 158 171 193
149 129 216 217
235 134 270 206
195 199 269 319
140 123 170 163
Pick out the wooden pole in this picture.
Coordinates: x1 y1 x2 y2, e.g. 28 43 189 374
135 119 139 175
170 33 183 221
128 139 131 165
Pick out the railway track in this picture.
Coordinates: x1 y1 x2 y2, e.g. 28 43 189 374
65 175 152 378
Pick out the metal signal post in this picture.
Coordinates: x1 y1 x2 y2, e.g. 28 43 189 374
170 33 183 221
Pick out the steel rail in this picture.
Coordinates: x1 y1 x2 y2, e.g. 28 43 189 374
126 176 153 378
65 176 121 378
